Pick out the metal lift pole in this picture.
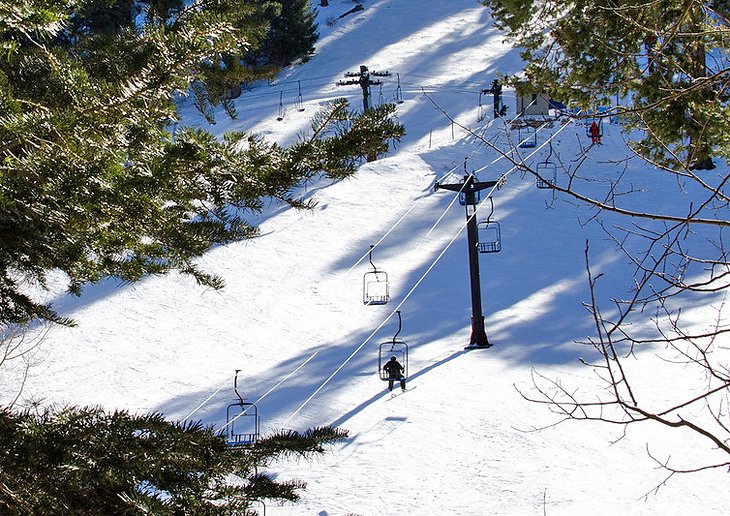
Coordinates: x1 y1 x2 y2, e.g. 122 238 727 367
435 174 499 349
464 185 488 348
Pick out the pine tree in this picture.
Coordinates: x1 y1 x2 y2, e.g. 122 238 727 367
0 405 347 514
0 2 404 325
482 0 730 170
265 0 319 66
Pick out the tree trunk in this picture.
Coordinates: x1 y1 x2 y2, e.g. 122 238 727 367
687 4 715 170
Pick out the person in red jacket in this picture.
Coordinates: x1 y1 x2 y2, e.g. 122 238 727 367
383 356 406 391
589 121 602 145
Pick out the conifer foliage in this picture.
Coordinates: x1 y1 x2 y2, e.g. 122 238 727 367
0 1 404 325
261 0 319 66
0 405 347 514
482 0 730 170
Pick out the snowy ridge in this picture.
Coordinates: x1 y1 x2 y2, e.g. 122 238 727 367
9 1 730 514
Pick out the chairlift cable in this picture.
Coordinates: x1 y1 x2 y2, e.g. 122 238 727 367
347 119 498 274
284 117 584 424
183 104 579 427
284 169 512 427
219 349 321 433
182 382 228 421
220 119 574 425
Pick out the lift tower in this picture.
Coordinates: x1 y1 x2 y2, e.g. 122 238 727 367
435 174 499 349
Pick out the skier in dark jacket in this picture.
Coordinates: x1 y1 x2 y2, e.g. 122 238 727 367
383 356 406 391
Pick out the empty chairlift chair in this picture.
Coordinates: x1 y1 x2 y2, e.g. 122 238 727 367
518 125 537 148
363 245 390 305
535 161 557 189
378 311 409 389
477 220 501 253
225 370 260 447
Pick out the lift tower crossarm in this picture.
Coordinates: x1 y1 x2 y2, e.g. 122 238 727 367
337 65 389 112
337 65 391 162
434 174 498 349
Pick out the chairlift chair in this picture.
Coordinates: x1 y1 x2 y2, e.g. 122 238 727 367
363 245 390 305
250 500 266 516
518 125 537 148
378 311 409 381
477 91 486 122
535 161 557 189
296 81 305 112
585 117 603 137
225 370 260 447
477 220 501 253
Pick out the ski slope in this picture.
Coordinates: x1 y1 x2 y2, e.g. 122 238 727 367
7 1 730 514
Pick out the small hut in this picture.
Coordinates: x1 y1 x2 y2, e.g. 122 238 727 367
516 91 550 117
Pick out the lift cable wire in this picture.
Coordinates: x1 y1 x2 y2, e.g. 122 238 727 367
218 349 322 433
283 115 580 426
182 383 229 421
182 97 572 426
346 111 507 274
183 114 493 423
284 172 506 427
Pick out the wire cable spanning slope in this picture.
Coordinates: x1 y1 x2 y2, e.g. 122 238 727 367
183 111 500 423
185 101 576 429
284 115 579 426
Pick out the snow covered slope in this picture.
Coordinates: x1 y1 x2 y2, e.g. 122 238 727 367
8 1 730 514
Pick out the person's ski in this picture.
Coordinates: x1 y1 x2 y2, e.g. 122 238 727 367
385 386 416 401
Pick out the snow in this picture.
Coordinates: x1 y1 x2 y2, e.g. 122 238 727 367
5 0 730 514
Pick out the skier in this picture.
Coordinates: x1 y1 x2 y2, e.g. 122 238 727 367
383 356 406 391
589 121 602 145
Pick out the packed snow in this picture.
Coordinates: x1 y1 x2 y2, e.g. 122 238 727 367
5 1 730 514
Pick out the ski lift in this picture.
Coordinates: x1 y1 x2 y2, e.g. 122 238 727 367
585 116 603 137
478 220 501 253
295 81 305 112
276 91 285 121
377 83 385 106
363 245 390 305
225 370 260 447
459 158 481 205
477 91 486 122
535 141 557 189
395 73 404 104
535 161 557 189
378 311 409 382
518 124 537 148
477 197 501 253
250 500 266 515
